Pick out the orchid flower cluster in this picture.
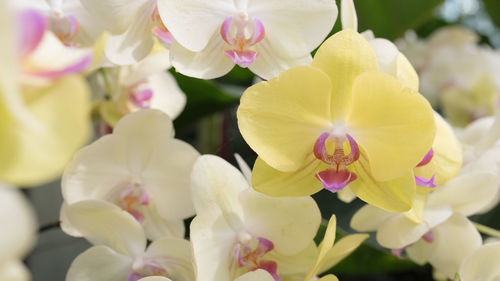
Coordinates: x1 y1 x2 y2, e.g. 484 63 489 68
2 0 500 281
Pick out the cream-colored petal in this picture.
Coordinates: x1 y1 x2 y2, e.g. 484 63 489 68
337 187 357 203
140 205 185 240
158 0 234 52
265 242 317 275
234 154 252 184
427 171 500 216
341 0 358 31
350 204 394 232
233 270 276 281
238 66 332 172
239 188 321 256
0 187 36 263
249 0 338 59
190 204 236 281
148 71 186 120
66 245 133 281
169 37 235 79
249 39 313 80
305 215 336 281
0 259 30 281
459 242 500 281
145 237 195 281
376 205 452 249
65 200 146 257
406 214 482 279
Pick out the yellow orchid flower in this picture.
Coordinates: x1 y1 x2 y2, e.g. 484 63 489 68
237 30 435 212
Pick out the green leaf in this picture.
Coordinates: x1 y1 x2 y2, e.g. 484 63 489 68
353 0 444 40
483 0 500 28
172 71 240 129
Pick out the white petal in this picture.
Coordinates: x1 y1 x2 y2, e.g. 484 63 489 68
141 205 185 240
190 155 247 219
138 277 171 281
239 189 321 256
460 242 500 281
65 200 146 257
80 0 148 34
104 5 155 65
0 187 36 263
141 138 199 221
376 205 452 249
249 39 313 80
123 51 172 87
112 109 174 174
248 0 338 58
59 201 83 237
190 205 235 281
406 214 482 279
61 134 130 204
341 0 358 31
427 171 500 216
148 71 186 120
169 38 234 79
66 245 133 281
145 237 195 281
350 204 394 232
368 38 399 76
0 260 30 281
157 0 235 52
234 270 275 281
234 153 252 184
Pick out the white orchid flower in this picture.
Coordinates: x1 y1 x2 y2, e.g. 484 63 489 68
61 109 199 239
0 2 91 186
65 200 194 281
79 0 173 65
158 0 338 79
14 0 105 46
189 155 321 281
0 185 37 281
459 242 500 281
351 159 500 279
96 49 186 127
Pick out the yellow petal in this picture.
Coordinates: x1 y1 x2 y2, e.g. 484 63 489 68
317 275 339 281
319 233 369 273
404 191 428 223
347 71 436 181
0 76 91 186
252 156 325 197
237 66 332 172
311 29 377 120
349 160 416 213
305 215 336 281
414 112 462 191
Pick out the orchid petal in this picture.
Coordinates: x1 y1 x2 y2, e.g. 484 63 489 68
340 0 357 31
460 242 500 281
238 66 332 172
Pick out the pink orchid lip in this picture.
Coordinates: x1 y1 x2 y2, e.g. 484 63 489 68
313 132 360 192
25 54 93 79
18 9 47 57
417 148 434 167
118 185 150 223
237 237 281 281
415 174 438 188
50 14 81 46
130 88 154 109
220 16 266 68
152 26 174 45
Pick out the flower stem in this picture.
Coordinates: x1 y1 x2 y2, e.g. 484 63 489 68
473 222 500 239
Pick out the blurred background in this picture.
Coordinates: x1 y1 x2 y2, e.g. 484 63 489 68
27 0 500 280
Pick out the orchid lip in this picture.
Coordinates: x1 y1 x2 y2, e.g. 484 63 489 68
313 132 360 192
18 9 47 57
220 16 266 67
236 236 280 281
416 148 434 167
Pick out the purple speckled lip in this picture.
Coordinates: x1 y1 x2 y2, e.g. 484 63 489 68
220 16 265 67
18 9 47 57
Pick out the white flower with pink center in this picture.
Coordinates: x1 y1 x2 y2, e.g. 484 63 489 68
158 0 338 79
79 0 174 65
189 155 321 281
65 200 194 281
61 109 199 240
